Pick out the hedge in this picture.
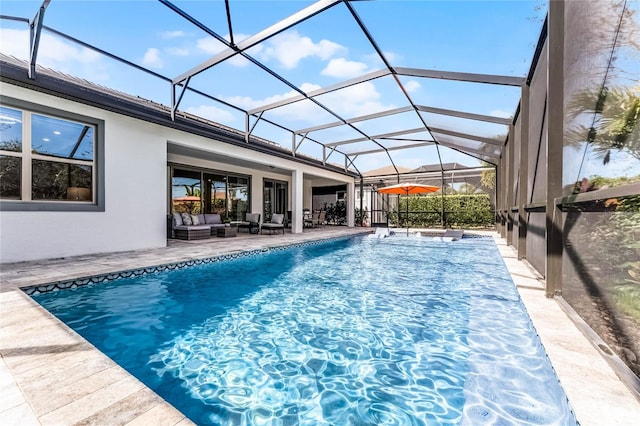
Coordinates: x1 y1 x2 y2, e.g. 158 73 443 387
389 193 495 228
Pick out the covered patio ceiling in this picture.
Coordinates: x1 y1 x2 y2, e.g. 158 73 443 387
2 0 545 177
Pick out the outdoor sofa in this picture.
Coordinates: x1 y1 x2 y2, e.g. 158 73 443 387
171 213 226 240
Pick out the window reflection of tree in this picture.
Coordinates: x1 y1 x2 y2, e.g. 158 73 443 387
567 86 639 166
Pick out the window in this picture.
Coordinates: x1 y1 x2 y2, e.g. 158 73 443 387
171 169 202 214
171 166 251 220
0 97 104 211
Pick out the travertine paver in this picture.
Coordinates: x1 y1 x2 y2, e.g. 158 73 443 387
496 240 640 426
1 227 639 425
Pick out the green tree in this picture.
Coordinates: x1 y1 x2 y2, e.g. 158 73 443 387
480 162 496 190
567 85 640 164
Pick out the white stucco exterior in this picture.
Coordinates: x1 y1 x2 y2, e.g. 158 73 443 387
0 82 355 263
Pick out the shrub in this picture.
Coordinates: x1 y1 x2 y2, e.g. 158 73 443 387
395 193 494 228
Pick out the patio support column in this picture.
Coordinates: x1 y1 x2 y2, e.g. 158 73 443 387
518 85 530 260
545 0 564 297
359 178 364 226
346 180 355 227
506 124 515 245
499 148 507 238
291 169 304 234
495 158 502 234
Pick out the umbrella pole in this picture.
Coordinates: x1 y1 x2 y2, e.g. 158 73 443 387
406 191 409 236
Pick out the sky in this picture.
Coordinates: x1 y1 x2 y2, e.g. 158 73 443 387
0 0 548 173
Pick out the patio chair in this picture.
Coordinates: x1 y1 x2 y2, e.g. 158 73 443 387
261 213 285 235
304 210 315 228
237 213 261 234
308 211 325 228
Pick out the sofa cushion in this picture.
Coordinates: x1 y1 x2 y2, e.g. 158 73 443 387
261 222 283 228
204 214 222 224
191 214 201 225
172 212 183 227
181 212 192 225
271 213 284 224
174 225 210 230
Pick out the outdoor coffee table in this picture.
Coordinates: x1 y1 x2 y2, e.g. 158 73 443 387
216 226 237 238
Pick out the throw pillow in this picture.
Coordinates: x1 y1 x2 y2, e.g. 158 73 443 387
172 212 183 227
191 214 200 225
181 212 192 225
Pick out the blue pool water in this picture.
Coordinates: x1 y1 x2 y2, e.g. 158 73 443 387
32 235 577 425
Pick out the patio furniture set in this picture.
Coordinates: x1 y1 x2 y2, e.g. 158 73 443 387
170 212 286 240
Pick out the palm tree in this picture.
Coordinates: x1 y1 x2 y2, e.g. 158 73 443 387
567 85 640 164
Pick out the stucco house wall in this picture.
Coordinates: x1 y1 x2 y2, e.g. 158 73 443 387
0 82 354 263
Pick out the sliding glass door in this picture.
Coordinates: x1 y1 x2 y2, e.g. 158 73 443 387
203 173 226 216
203 173 249 220
263 179 287 223
226 176 249 221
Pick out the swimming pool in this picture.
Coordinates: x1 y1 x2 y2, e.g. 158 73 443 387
30 235 577 425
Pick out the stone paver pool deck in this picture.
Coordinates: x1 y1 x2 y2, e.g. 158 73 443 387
1 227 639 425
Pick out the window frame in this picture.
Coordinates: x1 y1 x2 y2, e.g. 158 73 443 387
0 96 105 212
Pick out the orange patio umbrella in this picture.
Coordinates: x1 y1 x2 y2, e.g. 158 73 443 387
173 195 201 202
378 183 440 235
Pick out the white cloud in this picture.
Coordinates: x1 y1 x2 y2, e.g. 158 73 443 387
223 85 322 122
142 48 163 69
224 85 317 112
222 80 393 123
260 30 345 69
321 58 368 79
404 80 421 93
161 30 186 39
0 28 28 59
382 51 401 64
364 51 402 68
0 28 107 80
0 28 101 65
325 81 393 117
185 104 236 123
196 34 254 67
196 37 226 55
195 30 345 70
489 109 513 118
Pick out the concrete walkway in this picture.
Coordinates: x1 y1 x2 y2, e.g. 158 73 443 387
1 227 639 425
